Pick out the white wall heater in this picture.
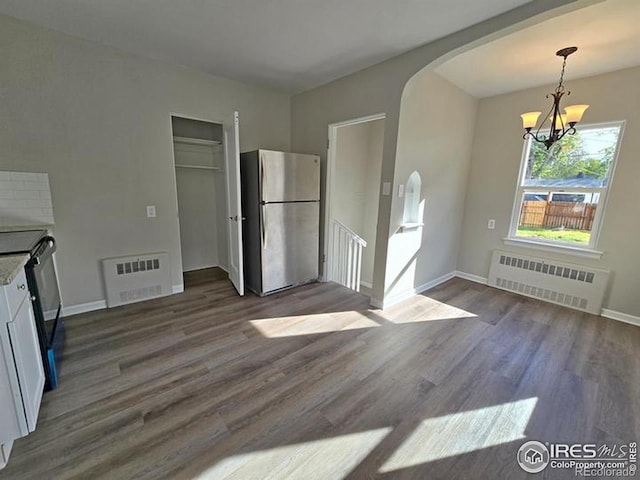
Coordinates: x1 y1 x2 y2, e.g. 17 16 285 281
488 250 609 315
102 252 172 308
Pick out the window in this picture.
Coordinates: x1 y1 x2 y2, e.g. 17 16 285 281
509 122 624 250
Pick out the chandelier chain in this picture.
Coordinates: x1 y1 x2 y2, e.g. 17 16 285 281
555 56 568 94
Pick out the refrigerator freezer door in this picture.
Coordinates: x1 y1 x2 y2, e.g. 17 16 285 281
261 202 319 294
260 151 320 203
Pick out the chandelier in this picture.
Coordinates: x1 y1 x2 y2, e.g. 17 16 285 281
520 46 589 150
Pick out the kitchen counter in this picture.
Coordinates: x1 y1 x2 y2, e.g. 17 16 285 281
0 254 30 285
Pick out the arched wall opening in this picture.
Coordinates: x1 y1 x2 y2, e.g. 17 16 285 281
380 0 640 318
289 0 595 307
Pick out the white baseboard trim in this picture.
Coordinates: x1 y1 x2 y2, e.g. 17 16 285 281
63 284 183 317
378 271 456 309
454 271 488 285
601 309 640 327
62 299 107 317
360 281 373 289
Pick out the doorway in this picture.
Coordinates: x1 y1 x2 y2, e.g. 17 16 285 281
170 112 247 298
325 114 385 297
171 116 228 278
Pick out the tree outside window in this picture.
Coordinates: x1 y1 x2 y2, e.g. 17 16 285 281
510 122 624 249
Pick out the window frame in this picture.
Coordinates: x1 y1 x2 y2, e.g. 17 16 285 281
507 120 625 253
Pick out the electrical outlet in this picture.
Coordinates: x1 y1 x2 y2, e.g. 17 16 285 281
146 205 157 218
398 184 405 198
487 219 495 230
382 182 391 196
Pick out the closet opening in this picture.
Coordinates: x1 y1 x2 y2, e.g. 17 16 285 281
171 116 229 287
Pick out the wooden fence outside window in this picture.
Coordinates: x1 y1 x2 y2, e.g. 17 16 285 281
519 201 597 231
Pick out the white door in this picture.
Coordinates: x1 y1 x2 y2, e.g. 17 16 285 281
223 111 244 296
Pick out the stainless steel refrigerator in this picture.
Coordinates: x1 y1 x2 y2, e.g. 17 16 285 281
240 150 320 296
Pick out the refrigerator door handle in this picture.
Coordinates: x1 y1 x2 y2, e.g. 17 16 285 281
261 204 268 249
260 155 265 200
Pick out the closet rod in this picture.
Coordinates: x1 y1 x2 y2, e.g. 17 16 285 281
173 136 221 146
175 164 221 171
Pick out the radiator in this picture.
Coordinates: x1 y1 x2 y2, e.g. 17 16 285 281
102 252 172 308
487 250 609 314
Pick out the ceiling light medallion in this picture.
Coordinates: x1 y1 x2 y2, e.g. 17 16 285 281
520 46 589 150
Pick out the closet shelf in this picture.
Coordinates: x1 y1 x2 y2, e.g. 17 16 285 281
173 136 221 147
174 164 222 171
398 222 424 232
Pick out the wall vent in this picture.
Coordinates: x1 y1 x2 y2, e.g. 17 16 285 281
488 250 609 314
102 252 171 308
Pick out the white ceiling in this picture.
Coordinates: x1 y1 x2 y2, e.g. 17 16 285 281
0 0 532 93
436 0 640 98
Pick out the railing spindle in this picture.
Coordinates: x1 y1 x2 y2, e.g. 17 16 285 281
331 219 367 293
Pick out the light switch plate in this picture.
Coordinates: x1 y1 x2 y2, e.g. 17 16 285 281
146 205 157 218
398 184 405 197
382 182 391 196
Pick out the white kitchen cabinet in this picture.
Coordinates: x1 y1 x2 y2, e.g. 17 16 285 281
0 267 45 469
8 297 45 432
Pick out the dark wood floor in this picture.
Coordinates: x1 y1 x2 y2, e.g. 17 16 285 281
2 268 638 479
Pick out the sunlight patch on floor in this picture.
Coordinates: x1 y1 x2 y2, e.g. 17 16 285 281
384 295 478 324
380 397 538 472
249 311 380 338
195 428 392 480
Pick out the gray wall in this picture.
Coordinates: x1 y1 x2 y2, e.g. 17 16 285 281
0 14 290 307
291 0 589 305
458 66 640 317
362 120 385 287
385 71 477 303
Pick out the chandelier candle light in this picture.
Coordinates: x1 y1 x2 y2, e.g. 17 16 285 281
520 46 589 150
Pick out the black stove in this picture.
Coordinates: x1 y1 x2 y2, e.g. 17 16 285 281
0 229 63 390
